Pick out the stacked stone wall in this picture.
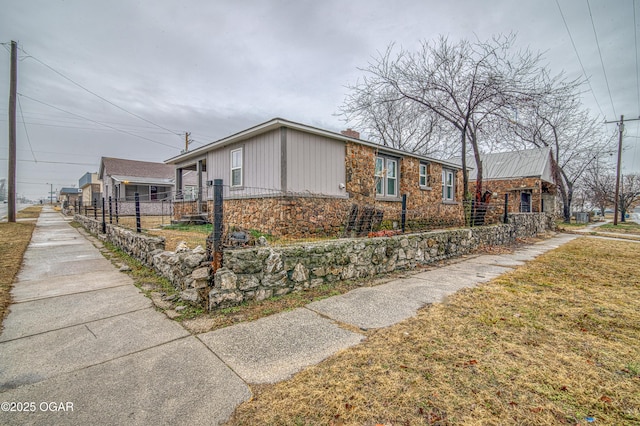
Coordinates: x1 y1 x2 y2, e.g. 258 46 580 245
209 212 554 310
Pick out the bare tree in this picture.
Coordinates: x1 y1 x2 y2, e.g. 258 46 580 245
580 156 615 216
505 79 615 222
341 34 545 203
617 174 640 222
340 84 457 157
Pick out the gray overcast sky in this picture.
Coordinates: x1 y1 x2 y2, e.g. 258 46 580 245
1 0 639 199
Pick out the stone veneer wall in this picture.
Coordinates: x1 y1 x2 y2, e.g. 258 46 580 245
471 177 557 220
74 215 210 300
215 196 353 239
209 212 555 310
344 142 465 228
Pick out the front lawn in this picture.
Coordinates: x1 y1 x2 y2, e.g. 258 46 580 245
598 221 640 235
228 237 640 425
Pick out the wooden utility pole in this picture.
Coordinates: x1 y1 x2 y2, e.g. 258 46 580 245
605 115 640 225
185 132 191 152
8 40 17 223
613 115 624 226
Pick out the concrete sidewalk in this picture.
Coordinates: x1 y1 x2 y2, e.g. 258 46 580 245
0 207 250 425
1 207 578 425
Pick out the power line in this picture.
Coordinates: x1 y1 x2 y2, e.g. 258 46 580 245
555 0 606 118
0 158 97 166
587 0 617 117
18 46 183 138
18 93 178 149
635 0 640 116
0 118 182 135
17 95 37 162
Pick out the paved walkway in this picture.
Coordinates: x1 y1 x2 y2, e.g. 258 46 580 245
1 207 582 425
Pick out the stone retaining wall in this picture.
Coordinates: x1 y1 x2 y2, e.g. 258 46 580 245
74 215 209 300
76 212 555 311
209 212 555 310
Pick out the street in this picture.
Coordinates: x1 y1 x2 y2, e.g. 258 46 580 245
0 203 33 221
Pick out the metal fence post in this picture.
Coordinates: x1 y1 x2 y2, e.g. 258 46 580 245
503 193 509 224
209 179 224 272
401 193 407 233
101 197 106 234
135 192 141 233
108 196 113 224
93 198 97 220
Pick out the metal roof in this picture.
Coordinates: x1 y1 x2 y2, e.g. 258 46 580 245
451 148 554 183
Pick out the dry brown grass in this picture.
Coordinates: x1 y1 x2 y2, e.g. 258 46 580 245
0 206 41 330
598 221 640 235
228 237 640 426
148 228 208 252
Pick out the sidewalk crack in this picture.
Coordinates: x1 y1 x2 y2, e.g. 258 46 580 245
85 324 97 339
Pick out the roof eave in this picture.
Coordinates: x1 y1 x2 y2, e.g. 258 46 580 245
165 117 462 169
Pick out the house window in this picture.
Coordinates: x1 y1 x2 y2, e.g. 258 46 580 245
442 168 455 202
520 192 532 213
375 156 398 198
231 148 243 187
419 162 432 188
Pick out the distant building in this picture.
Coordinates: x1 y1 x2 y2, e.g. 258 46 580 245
78 172 102 206
59 187 82 207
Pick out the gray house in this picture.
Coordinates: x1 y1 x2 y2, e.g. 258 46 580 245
99 157 176 202
165 117 465 237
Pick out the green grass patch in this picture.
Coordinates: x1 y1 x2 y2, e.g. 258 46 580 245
162 223 213 233
598 221 640 235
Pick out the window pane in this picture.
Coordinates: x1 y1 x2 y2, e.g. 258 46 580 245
419 164 426 186
387 177 396 196
232 169 241 186
231 149 242 168
376 177 383 195
387 160 396 178
375 157 384 176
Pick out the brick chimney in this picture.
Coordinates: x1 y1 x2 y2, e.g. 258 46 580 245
341 128 360 139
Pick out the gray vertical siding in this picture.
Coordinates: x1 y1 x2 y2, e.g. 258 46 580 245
286 129 346 196
206 129 282 195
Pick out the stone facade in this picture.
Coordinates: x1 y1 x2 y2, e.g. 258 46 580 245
343 142 465 231
209 212 555 310
219 195 352 239
173 142 466 238
473 177 556 221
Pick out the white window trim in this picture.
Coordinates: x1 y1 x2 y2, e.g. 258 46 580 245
442 168 455 202
375 155 399 199
230 147 243 188
419 162 432 189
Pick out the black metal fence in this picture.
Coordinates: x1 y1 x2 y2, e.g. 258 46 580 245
73 194 174 232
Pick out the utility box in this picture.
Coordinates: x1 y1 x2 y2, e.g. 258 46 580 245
575 212 589 223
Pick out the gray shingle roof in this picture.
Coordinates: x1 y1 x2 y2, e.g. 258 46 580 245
100 157 175 180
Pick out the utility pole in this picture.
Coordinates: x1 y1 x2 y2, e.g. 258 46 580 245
605 115 640 226
185 132 191 152
7 40 17 223
613 115 623 226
